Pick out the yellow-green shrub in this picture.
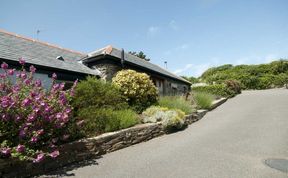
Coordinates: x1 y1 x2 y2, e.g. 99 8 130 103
112 70 158 112
142 106 186 132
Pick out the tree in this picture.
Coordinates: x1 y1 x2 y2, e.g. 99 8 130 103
129 51 150 61
181 76 199 84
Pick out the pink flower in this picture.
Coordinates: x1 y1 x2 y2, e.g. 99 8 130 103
24 79 31 85
29 65 36 73
22 98 31 107
7 69 15 75
52 73 57 80
16 144 25 153
20 72 27 79
27 113 36 122
19 58 25 65
1 147 11 156
30 136 38 143
49 150 59 158
33 153 45 163
1 62 8 69
0 73 6 78
34 79 42 87
36 129 44 135
1 96 11 108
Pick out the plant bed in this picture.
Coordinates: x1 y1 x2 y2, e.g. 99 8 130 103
0 97 228 178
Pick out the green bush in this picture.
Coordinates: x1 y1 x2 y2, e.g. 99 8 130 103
73 76 128 110
142 106 186 132
193 92 213 109
200 59 288 90
77 107 139 136
117 109 140 129
112 70 158 113
158 96 194 114
224 80 242 95
192 84 233 98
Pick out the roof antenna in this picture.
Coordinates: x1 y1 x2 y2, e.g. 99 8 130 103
164 61 167 69
36 30 40 40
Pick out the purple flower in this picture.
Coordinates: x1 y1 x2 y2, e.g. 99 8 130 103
52 83 60 91
16 144 25 153
0 73 6 78
49 150 59 158
65 108 72 114
12 85 20 93
2 114 8 121
33 153 45 163
24 79 31 85
44 106 51 113
19 58 25 65
22 98 31 107
19 127 27 138
56 113 62 120
30 136 38 143
1 147 11 156
29 65 36 73
36 129 44 135
27 113 36 122
51 138 58 144
34 79 42 87
15 115 21 122
1 62 8 69
59 92 67 105
34 107 40 114
52 73 57 80
60 83 65 90
1 96 10 108
20 72 27 79
7 69 15 75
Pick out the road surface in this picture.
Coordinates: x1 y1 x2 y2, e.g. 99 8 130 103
46 89 288 178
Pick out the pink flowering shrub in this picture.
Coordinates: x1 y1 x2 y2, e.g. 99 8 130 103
0 58 77 163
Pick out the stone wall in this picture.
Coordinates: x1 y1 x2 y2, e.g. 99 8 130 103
92 63 121 80
0 98 227 178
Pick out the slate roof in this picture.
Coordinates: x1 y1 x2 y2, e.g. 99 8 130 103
0 29 100 76
85 45 191 84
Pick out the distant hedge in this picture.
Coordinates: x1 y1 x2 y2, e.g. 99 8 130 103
200 60 288 90
192 82 240 98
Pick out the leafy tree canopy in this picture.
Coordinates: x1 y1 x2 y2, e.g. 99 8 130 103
129 51 150 61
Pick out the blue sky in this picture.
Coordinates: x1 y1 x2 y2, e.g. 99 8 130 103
1 0 288 77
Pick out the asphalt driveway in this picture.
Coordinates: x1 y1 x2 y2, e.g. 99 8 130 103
46 89 288 178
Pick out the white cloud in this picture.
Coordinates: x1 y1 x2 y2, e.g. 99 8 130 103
178 44 189 50
147 26 159 36
264 54 278 63
174 64 193 74
169 20 178 30
164 43 190 56
173 58 221 77
174 63 214 77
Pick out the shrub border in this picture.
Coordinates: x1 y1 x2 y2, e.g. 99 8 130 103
0 98 227 178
